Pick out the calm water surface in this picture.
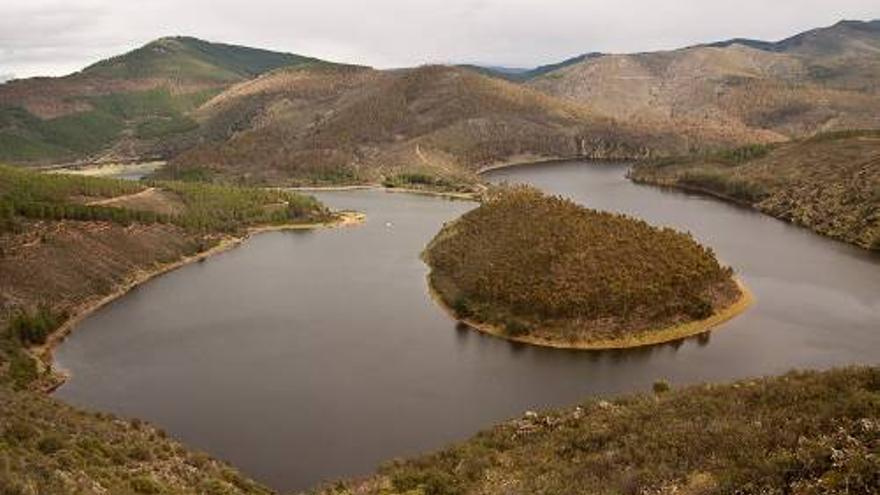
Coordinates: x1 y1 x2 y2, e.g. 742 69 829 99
54 162 880 491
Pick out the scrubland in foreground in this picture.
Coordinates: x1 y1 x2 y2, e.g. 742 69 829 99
314 367 880 495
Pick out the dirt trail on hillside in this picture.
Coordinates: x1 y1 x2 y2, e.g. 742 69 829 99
87 188 185 215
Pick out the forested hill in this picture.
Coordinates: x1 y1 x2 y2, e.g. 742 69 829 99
423 186 742 347
0 37 330 165
81 36 324 83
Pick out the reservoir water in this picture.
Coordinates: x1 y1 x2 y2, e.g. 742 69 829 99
54 161 880 491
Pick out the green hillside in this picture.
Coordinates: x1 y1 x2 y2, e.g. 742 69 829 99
0 88 217 163
0 37 328 165
82 36 325 83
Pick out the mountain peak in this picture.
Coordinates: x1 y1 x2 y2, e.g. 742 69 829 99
81 36 325 83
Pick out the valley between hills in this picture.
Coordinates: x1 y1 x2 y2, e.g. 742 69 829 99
0 16 879 495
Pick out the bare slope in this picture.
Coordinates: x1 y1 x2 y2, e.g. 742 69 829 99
168 65 693 188
529 20 880 141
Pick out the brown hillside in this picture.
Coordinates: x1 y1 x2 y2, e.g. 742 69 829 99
529 21 880 140
169 65 704 188
0 37 327 165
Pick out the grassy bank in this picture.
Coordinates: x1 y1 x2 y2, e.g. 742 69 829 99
630 131 880 250
314 366 880 495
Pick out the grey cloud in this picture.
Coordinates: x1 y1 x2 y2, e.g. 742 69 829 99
1 0 878 78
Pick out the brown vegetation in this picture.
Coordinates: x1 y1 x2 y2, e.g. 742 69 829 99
630 131 880 249
315 367 880 495
0 382 272 494
423 186 743 346
529 20 880 143
168 65 696 188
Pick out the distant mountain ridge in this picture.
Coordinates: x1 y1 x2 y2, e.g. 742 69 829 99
528 19 880 141
81 36 325 83
702 19 880 53
1 19 879 184
465 53 604 81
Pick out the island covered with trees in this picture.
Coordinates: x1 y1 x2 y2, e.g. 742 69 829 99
423 186 751 348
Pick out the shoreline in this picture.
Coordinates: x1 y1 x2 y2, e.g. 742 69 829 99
286 183 482 201
477 155 601 174
37 210 365 392
628 173 758 209
426 277 754 351
629 173 879 252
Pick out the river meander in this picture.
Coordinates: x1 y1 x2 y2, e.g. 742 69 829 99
54 161 880 491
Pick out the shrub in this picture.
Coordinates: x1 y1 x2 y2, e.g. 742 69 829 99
128 445 154 462
451 297 473 318
715 144 772 165
3 421 38 445
8 305 62 346
130 476 163 494
5 350 39 389
391 467 464 495
652 380 671 394
200 479 236 495
505 319 530 337
36 435 65 455
685 298 714 319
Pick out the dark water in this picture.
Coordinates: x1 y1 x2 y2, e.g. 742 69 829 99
54 162 880 492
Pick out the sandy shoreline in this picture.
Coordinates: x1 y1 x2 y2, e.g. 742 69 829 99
37 211 365 392
426 277 755 351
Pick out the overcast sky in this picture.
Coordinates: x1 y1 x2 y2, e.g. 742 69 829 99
2 0 878 79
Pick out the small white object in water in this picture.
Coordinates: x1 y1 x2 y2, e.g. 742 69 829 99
385 222 393 228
